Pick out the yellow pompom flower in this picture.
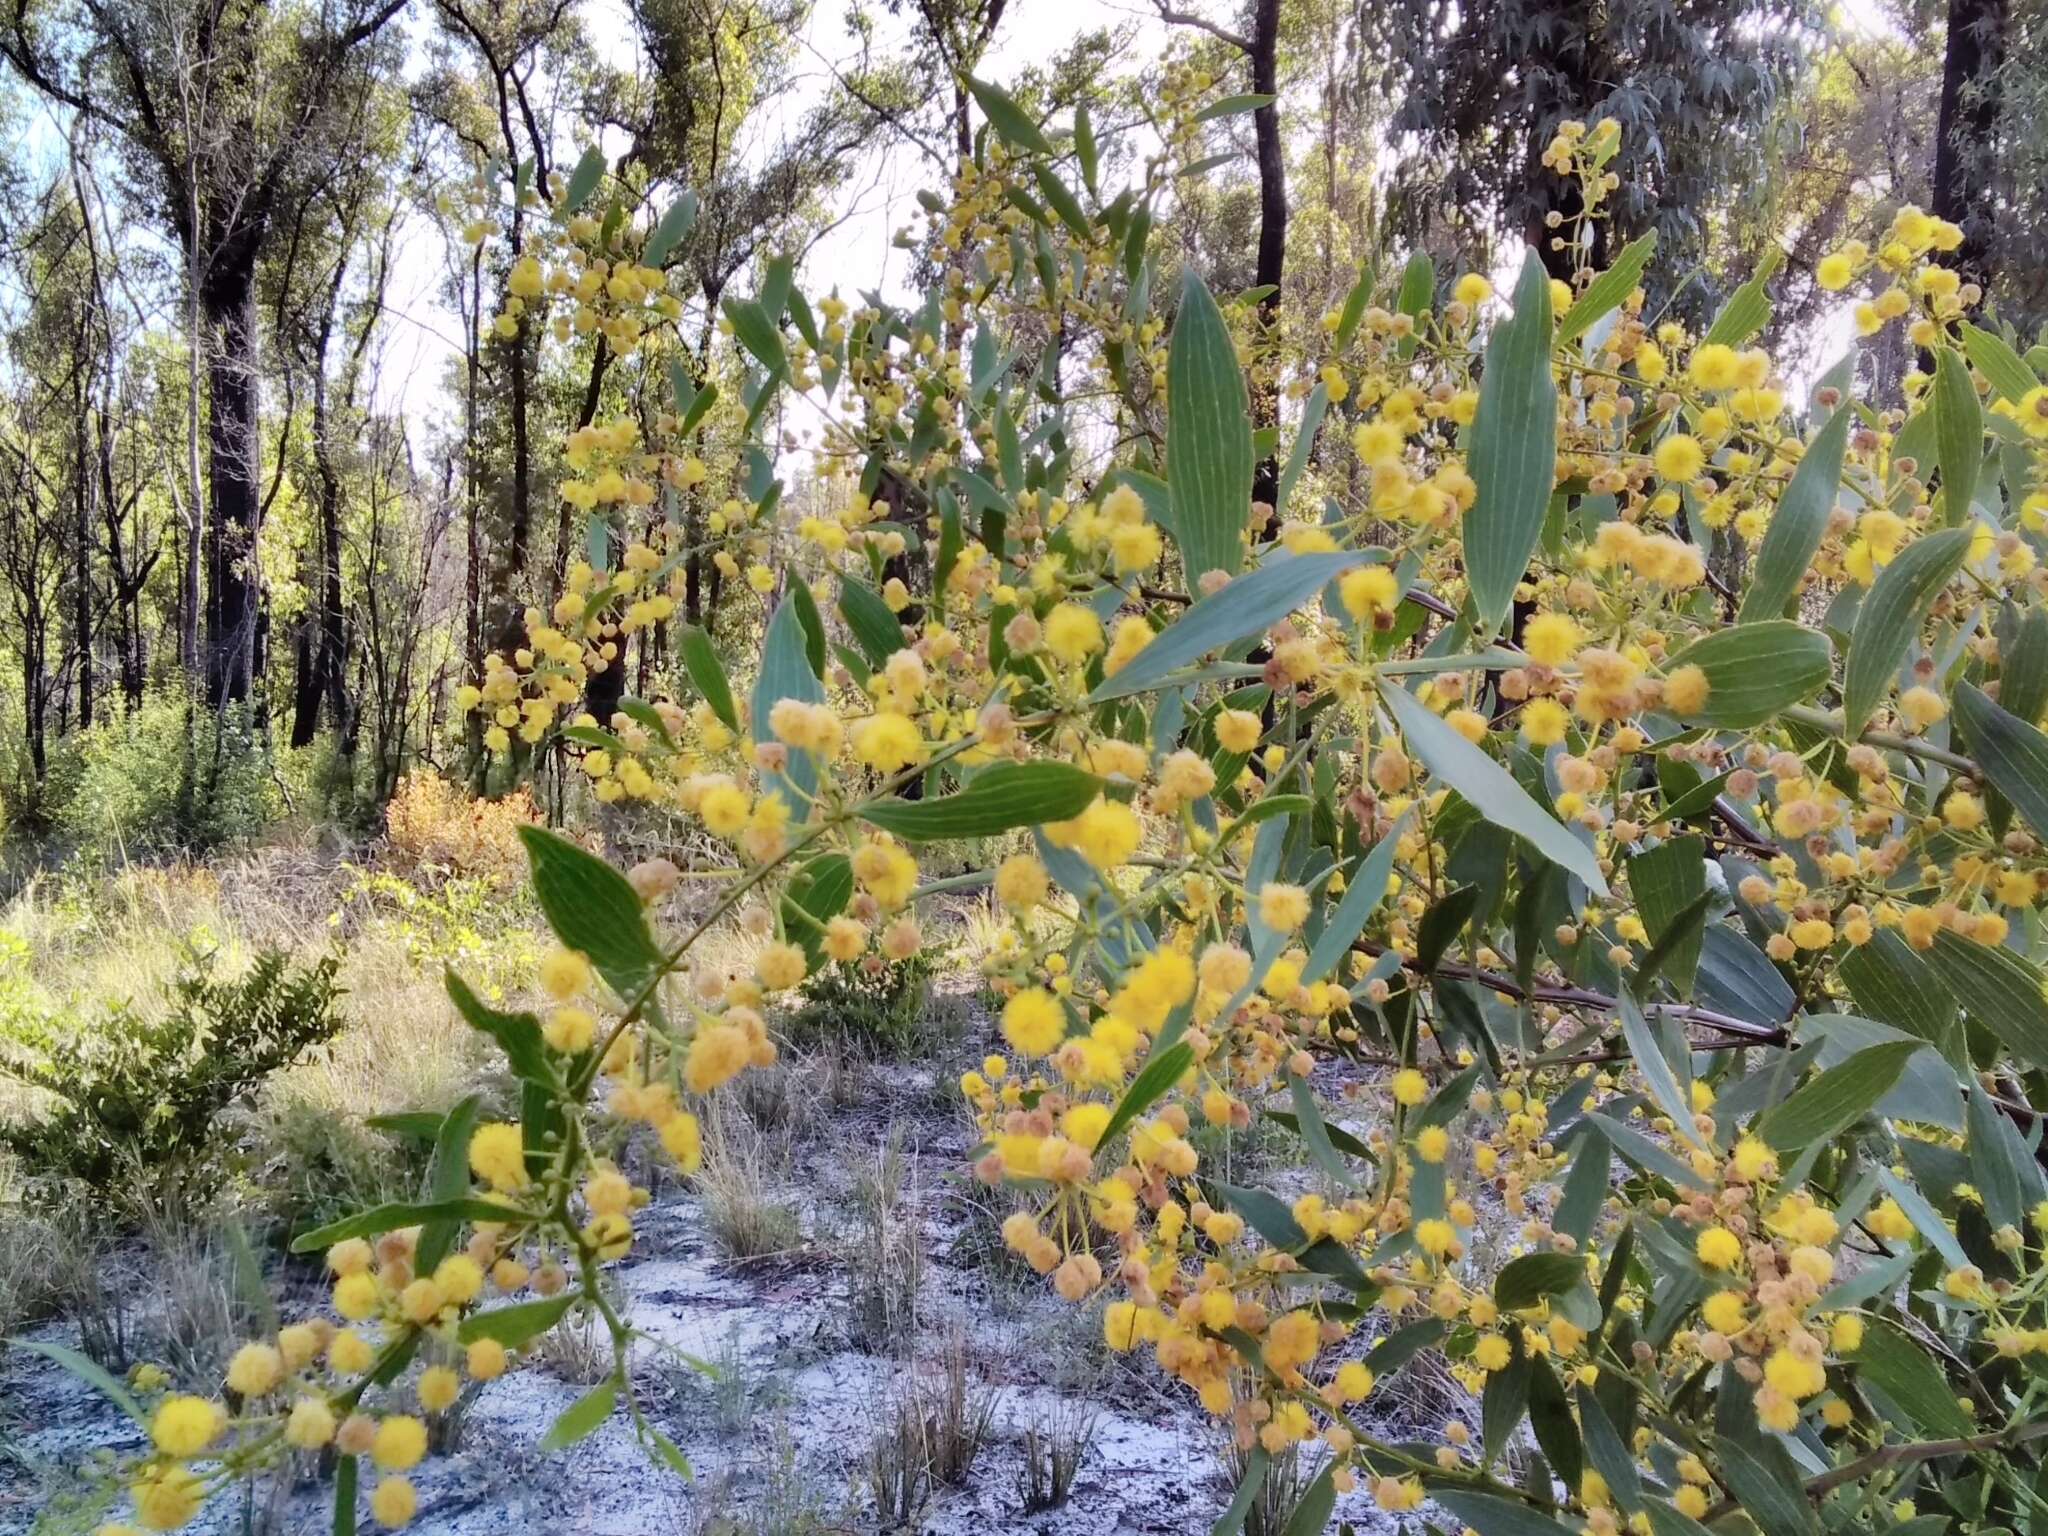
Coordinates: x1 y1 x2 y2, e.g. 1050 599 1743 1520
1654 433 1706 482
131 1466 204 1531
1338 565 1399 620
370 1477 417 1529
1214 709 1262 754
149 1396 220 1458
1522 612 1583 668
538 947 591 1000
1390 1068 1428 1106
684 1022 750 1094
852 711 924 774
1697 1225 1743 1269
468 1122 528 1192
225 1343 284 1399
371 1415 427 1472
1071 798 1141 871
1002 988 1067 1057
1257 882 1310 933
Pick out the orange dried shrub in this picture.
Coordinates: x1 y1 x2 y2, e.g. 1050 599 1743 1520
381 773 537 885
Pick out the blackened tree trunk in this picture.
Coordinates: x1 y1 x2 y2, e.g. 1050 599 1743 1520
203 272 263 706
1932 0 2008 292
1248 0 1285 508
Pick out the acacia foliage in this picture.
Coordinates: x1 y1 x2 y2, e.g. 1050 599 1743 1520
32 69 2048 1536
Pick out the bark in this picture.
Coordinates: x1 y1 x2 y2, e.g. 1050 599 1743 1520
1248 0 1285 508
202 270 263 705
1932 0 2008 291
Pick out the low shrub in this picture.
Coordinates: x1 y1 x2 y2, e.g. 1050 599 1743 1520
0 946 347 1197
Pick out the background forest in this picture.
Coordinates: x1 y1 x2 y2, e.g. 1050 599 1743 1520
0 0 2035 850
0 3 2046 1535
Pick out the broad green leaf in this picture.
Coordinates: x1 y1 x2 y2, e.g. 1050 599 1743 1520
1961 321 2039 405
1380 682 1608 896
1553 1133 1612 1244
1494 1250 1587 1310
1096 1040 1195 1153
1394 251 1434 359
753 595 826 814
722 297 786 377
1279 1464 1335 1536
292 1197 530 1254
966 75 1052 154
1966 1087 2029 1229
1209 1447 1268 1536
679 379 718 435
1033 167 1090 239
1954 681 2048 842
1629 835 1706 998
1931 344 1981 522
1585 1110 1711 1190
1837 930 1954 1043
1303 808 1412 982
7 1338 145 1423
333 1455 357 1536
1857 1319 1972 1436
520 827 663 1000
1806 1016 1961 1130
446 971 552 1084
1661 621 1832 728
1166 270 1255 585
1074 103 1098 192
1621 987 1706 1151
1558 231 1656 344
458 1294 578 1347
539 1376 619 1452
1089 551 1366 701
1925 929 2048 1068
1527 1355 1582 1488
417 1094 483 1273
1754 1041 1918 1150
1363 1319 1445 1374
677 624 738 732
1432 1491 1579 1536
1479 1331 1529 1467
1712 1437 1816 1536
1287 1074 1361 1189
1843 528 1972 734
1577 1384 1643 1514
1274 382 1327 517
1737 405 1850 622
838 577 907 667
780 852 853 967
859 762 1105 841
1193 92 1275 122
2002 607 2048 726
641 190 698 267
1701 246 1781 348
560 146 606 214
1463 248 1557 636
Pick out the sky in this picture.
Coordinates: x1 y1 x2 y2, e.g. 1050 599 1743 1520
369 0 1173 435
2 0 1901 451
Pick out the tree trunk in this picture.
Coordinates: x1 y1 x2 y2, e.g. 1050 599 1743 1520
73 373 94 731
204 272 263 706
291 333 349 748
1248 0 1286 509
1932 0 2008 292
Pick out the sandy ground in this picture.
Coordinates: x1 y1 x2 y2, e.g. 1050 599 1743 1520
0 993 1446 1536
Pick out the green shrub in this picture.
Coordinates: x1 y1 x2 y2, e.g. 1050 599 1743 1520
33 692 283 856
783 951 937 1056
0 946 347 1196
